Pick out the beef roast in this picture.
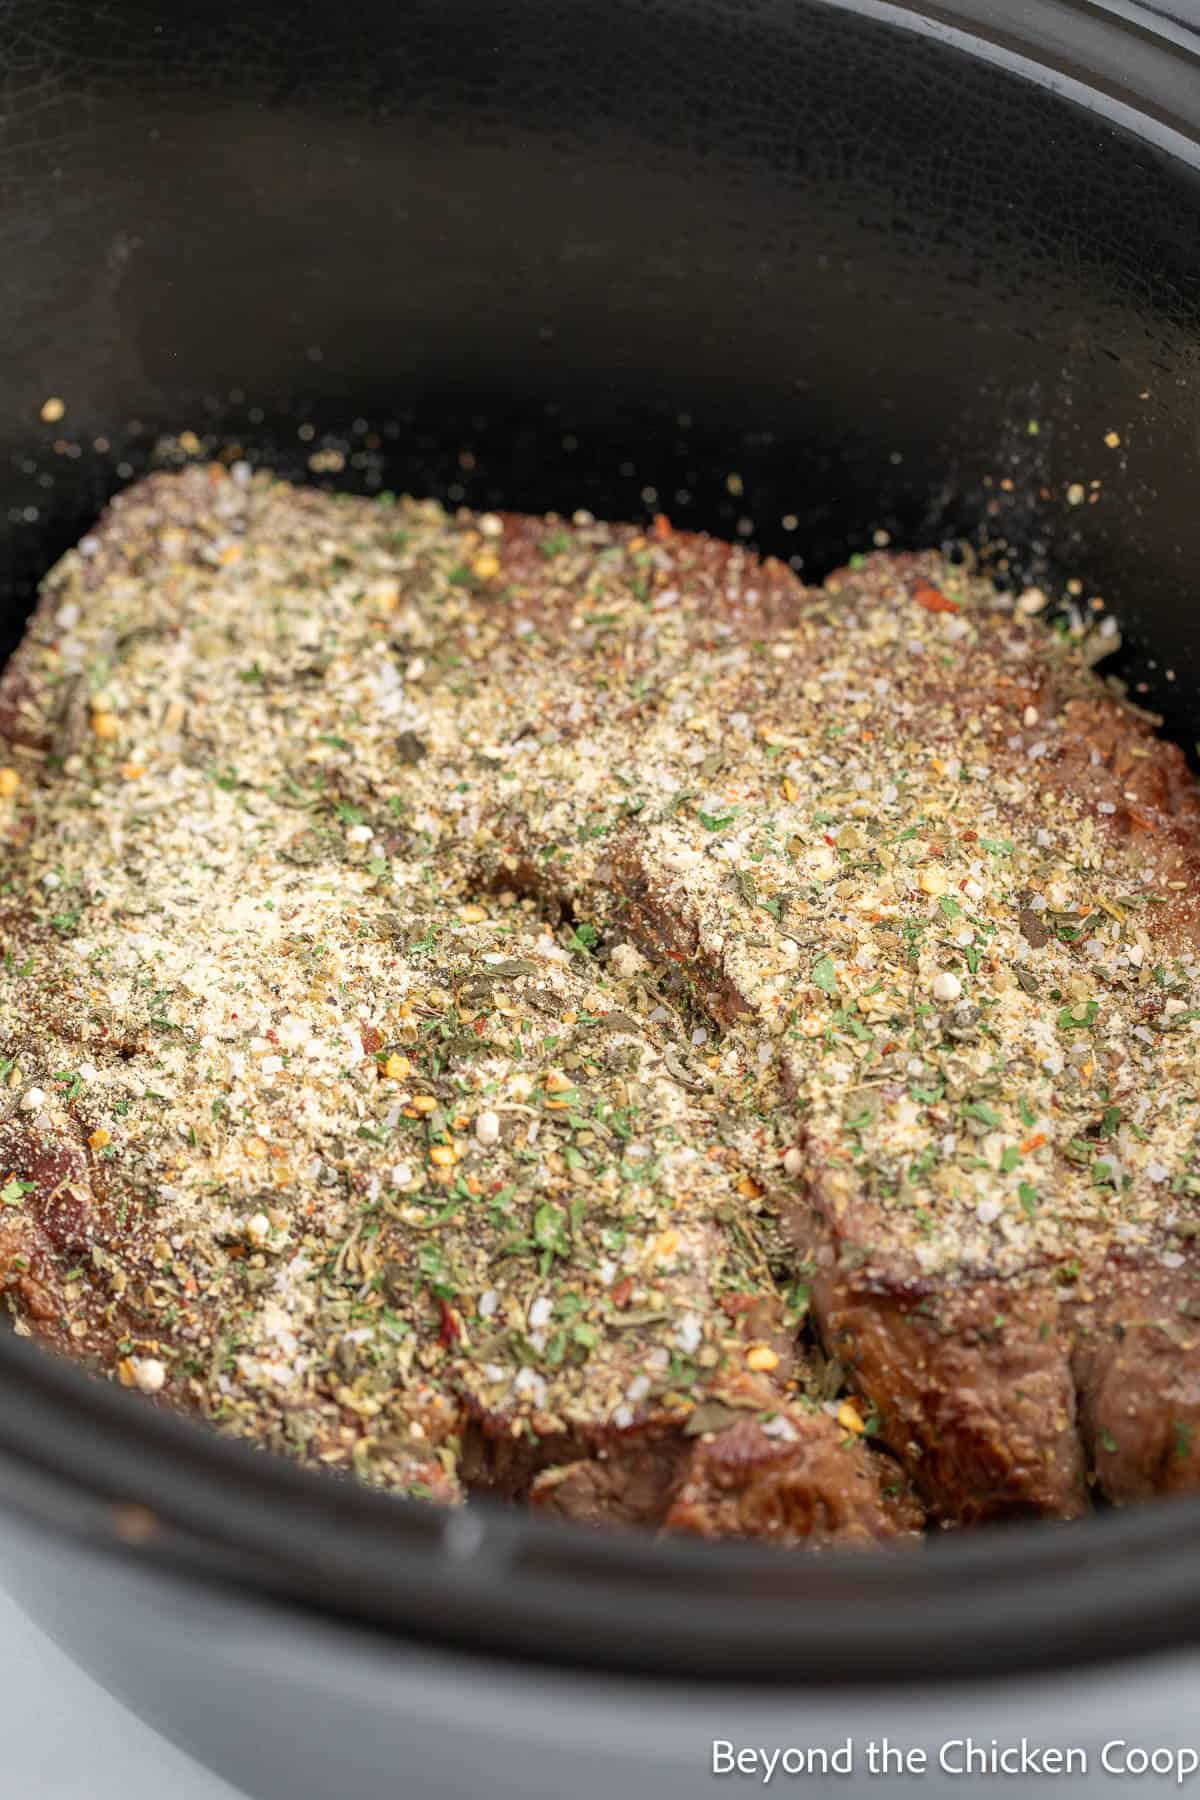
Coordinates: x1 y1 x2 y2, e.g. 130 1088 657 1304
2 463 1198 1537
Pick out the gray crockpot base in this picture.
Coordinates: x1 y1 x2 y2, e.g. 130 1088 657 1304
2 1512 1200 1800
0 1582 237 1800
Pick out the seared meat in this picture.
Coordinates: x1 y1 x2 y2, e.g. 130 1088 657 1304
2 463 1198 1537
0 469 923 1544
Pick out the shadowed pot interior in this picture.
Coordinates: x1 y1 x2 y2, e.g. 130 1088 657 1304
2 1 1200 1785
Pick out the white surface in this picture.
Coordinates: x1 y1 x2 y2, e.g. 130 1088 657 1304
0 1583 239 1800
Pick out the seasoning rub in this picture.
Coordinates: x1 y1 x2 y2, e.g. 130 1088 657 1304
1 463 1198 1536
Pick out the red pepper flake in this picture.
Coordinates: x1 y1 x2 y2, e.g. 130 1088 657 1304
610 1276 634 1310
913 581 960 614
653 512 674 541
438 1299 461 1348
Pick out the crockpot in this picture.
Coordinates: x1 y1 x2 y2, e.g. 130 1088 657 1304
3 2 1200 1794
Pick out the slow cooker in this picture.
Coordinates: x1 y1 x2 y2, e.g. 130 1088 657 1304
3 1 1200 1793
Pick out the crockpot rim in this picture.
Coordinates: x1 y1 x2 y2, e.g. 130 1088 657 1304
5 1317 1200 1688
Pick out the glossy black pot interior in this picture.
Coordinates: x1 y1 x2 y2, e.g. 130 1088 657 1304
2 0 1200 1688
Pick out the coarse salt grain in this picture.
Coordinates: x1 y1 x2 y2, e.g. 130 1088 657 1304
474 1109 500 1146
133 1358 167 1394
513 1367 547 1405
675 1314 703 1354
